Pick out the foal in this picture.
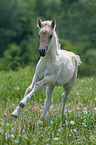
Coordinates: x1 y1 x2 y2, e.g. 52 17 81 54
11 18 81 120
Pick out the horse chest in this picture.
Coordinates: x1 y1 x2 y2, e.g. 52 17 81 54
36 59 58 80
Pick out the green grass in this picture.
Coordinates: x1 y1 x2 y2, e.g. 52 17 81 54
0 66 96 145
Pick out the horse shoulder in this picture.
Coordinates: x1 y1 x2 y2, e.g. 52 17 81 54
35 58 47 79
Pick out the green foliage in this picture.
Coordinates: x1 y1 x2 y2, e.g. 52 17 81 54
0 0 96 76
0 41 39 71
59 39 78 53
0 0 26 55
0 67 96 144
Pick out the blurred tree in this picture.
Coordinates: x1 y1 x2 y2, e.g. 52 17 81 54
0 0 26 56
0 0 96 76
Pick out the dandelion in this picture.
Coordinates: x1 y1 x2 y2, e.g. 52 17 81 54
70 120 75 125
33 135 35 137
54 137 59 141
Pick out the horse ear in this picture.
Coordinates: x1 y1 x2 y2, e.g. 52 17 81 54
37 18 43 28
51 18 56 29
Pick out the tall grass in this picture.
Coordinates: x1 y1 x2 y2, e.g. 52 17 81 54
0 66 96 144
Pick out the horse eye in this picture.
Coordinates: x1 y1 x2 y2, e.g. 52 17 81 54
50 35 53 39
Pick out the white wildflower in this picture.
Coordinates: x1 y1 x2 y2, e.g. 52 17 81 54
37 120 43 125
73 129 77 132
68 110 72 113
83 110 87 114
50 105 53 109
77 107 80 110
70 121 75 125
14 139 19 143
83 107 87 110
79 102 83 106
82 123 87 127
14 87 19 90
50 121 54 124
90 87 92 90
65 120 68 125
23 129 25 133
54 137 59 141
89 135 94 140
40 109 42 112
6 123 10 126
10 134 14 138
94 107 96 110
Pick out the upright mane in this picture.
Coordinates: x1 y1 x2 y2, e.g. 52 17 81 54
54 31 61 50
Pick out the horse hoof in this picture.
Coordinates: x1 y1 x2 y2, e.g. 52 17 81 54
19 102 25 108
10 114 17 119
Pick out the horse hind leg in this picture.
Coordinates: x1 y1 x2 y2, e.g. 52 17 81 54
62 64 78 118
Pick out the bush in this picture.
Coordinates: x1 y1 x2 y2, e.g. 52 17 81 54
79 63 96 77
0 40 39 71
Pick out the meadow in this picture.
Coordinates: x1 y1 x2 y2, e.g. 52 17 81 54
0 66 96 145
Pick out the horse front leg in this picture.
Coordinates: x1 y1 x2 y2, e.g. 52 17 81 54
40 86 54 120
11 75 55 118
11 73 39 118
24 73 38 97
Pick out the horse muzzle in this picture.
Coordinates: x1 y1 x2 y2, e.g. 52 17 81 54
38 46 48 57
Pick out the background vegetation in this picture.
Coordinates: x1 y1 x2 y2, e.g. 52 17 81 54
0 1 96 144
0 0 96 76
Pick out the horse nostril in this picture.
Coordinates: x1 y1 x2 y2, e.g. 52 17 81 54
43 49 45 53
38 46 48 57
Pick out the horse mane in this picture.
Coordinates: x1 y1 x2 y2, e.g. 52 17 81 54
54 31 61 50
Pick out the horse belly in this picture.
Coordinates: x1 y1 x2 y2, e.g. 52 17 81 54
56 58 75 85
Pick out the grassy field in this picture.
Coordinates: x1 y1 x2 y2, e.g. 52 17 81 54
0 66 96 145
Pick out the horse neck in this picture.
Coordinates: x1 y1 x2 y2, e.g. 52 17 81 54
46 31 59 59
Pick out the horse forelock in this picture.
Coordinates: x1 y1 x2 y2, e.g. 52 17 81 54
42 21 52 27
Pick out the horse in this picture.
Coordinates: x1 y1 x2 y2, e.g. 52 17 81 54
11 18 81 120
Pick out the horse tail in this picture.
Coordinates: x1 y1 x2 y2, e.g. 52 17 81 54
75 55 82 66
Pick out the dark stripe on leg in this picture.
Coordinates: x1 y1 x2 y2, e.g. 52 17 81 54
19 102 25 108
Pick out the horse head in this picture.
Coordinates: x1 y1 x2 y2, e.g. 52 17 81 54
37 18 56 57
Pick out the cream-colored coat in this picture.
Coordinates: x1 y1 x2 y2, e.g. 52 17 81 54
11 19 81 120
